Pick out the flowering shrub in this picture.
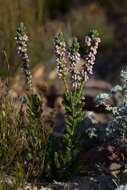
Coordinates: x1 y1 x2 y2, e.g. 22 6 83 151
44 31 101 179
15 23 52 181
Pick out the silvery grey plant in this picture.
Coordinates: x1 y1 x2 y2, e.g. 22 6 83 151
115 184 127 190
96 66 127 153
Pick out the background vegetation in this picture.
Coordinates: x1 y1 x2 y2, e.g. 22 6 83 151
0 0 116 77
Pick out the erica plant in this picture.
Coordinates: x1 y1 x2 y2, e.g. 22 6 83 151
15 23 50 180
15 22 33 92
52 31 101 178
15 22 44 123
